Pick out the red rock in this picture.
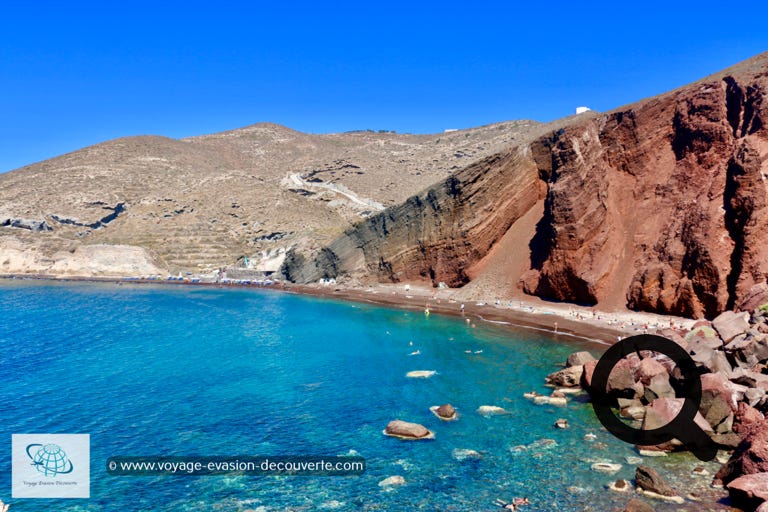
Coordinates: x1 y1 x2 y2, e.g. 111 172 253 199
734 402 765 433
715 418 768 485
635 357 667 385
644 373 675 402
656 328 687 349
435 404 456 419
713 311 752 342
566 351 596 367
701 372 739 408
581 359 597 390
621 498 655 512
727 472 768 510
737 283 768 313
640 398 713 452
607 357 641 398
642 398 712 433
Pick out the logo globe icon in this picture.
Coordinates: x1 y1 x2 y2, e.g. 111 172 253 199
26 443 74 476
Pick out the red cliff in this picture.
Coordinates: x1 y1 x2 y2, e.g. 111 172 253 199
286 53 768 318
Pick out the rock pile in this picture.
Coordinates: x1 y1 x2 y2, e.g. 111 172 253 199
553 306 768 507
552 308 768 451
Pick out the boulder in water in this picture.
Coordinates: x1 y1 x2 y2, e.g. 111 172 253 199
383 420 434 440
635 465 676 497
378 475 405 487
476 405 508 416
406 370 436 378
591 462 622 473
430 403 458 421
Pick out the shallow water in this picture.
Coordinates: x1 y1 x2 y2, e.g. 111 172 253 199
0 281 725 511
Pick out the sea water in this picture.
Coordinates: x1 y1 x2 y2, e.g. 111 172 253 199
0 282 723 511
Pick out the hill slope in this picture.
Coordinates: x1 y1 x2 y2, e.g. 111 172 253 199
287 52 768 319
0 120 541 275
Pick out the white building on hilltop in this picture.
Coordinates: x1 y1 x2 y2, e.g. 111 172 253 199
576 106 591 115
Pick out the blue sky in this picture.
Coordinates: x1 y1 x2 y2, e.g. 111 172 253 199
1 1 766 173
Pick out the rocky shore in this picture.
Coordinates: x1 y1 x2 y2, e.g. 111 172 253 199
550 305 768 510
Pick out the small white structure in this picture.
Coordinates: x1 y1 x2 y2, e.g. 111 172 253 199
576 106 591 115
444 128 458 133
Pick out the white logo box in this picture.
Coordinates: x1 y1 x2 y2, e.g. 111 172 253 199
12 434 90 498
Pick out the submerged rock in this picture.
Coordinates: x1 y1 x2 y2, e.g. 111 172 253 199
637 448 668 457
405 370 436 378
620 498 654 512
452 448 482 461
378 475 405 487
591 462 622 473
476 405 508 416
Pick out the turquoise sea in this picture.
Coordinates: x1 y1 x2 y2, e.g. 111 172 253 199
0 282 724 511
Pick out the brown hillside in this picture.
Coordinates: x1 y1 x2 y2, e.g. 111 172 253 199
0 120 540 276
288 52 768 319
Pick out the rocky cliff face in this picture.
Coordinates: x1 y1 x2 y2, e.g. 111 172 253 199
525 66 768 318
289 53 768 318
282 145 549 285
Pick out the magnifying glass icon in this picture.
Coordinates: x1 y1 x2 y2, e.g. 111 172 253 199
590 334 719 462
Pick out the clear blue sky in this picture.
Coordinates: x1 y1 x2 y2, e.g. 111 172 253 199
1 1 766 173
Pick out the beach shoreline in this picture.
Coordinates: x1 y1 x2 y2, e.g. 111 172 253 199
283 281 698 347
0 273 698 347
